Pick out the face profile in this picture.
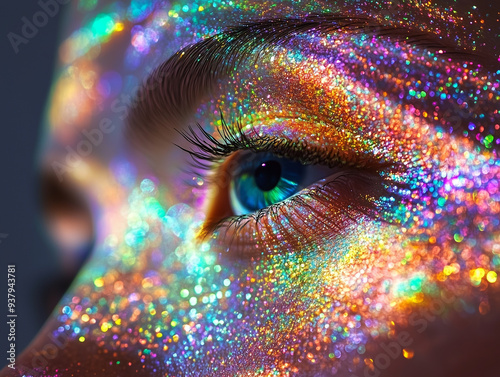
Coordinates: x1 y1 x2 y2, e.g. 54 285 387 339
3 1 499 376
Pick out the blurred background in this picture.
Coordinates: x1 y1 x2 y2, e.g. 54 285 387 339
0 0 72 359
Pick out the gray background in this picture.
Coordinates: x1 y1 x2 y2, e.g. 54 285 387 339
0 0 66 361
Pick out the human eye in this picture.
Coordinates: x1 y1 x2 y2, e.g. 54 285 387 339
227 150 333 216
178 116 397 255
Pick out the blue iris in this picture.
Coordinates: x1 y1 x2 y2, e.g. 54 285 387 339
230 153 306 215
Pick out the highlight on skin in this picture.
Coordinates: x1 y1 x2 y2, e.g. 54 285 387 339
4 0 500 376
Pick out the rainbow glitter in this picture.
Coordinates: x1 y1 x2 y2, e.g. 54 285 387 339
3 0 500 376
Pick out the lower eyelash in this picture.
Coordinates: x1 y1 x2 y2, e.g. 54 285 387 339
201 169 396 256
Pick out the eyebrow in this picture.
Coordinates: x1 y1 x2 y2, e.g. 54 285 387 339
126 15 495 151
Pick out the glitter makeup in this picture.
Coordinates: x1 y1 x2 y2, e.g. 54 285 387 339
5 1 500 376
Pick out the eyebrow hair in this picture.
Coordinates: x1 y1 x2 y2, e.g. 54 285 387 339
126 14 495 151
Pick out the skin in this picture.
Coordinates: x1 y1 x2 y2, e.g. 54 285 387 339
2 0 500 376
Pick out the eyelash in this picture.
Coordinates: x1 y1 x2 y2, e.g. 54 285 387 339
217 171 390 252
177 113 384 171
177 114 399 253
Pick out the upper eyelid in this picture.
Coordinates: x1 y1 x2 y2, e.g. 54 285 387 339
125 15 476 154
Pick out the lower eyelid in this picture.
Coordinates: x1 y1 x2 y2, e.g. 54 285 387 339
200 168 392 256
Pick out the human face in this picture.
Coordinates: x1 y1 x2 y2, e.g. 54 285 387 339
3 0 500 376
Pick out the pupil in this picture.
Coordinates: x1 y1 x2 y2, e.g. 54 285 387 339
254 160 281 191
